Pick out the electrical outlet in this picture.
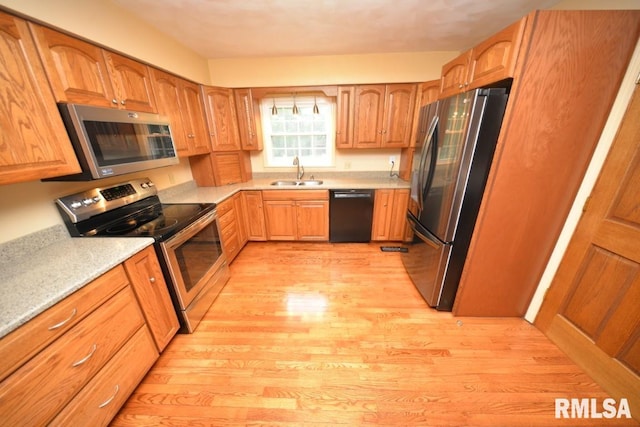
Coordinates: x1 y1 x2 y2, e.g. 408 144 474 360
389 156 396 165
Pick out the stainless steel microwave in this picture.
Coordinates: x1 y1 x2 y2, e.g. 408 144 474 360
47 103 178 181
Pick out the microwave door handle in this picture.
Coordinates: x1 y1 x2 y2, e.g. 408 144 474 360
420 116 439 212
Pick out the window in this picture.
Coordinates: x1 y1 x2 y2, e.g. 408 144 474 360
260 96 335 167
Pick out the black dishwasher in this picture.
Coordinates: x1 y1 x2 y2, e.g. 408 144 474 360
329 189 375 242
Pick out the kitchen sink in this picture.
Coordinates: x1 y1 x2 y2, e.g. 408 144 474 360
270 179 323 186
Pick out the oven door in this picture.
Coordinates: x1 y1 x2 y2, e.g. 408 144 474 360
160 210 229 332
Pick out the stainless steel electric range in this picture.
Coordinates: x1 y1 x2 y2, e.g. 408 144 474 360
55 178 229 333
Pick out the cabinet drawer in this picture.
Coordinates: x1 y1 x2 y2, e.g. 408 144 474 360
0 286 144 426
221 228 240 261
262 189 328 201
218 208 236 231
49 326 158 427
216 198 234 216
0 265 129 381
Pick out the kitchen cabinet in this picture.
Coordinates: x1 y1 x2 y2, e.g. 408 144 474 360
123 246 179 352
190 150 252 186
202 86 241 151
30 24 157 113
242 191 267 241
0 265 158 426
353 84 417 148
151 68 210 157
371 189 410 241
262 190 329 241
234 88 263 151
335 85 356 148
217 193 247 263
440 18 526 98
453 11 640 316
0 12 81 185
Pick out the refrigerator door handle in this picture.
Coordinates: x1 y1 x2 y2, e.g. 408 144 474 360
407 211 443 250
419 116 439 213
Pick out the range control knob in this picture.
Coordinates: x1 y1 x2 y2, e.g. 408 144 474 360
70 201 82 209
82 198 94 206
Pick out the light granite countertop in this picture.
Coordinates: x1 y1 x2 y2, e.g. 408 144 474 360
161 173 410 204
0 225 154 339
0 173 408 339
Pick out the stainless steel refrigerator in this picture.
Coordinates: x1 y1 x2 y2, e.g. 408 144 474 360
401 88 509 311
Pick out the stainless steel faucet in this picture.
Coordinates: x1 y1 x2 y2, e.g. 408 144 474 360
293 156 304 180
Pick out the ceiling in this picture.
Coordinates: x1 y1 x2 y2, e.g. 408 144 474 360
111 0 561 59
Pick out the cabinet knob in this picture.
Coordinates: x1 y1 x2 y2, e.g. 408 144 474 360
149 277 156 283
120 100 126 105
112 99 118 104
188 134 195 138
458 84 464 89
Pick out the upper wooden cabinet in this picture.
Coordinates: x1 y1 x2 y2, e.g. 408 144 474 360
150 68 210 157
440 17 526 98
352 84 417 149
30 24 157 112
202 86 241 151
234 88 263 151
335 85 356 148
0 13 81 185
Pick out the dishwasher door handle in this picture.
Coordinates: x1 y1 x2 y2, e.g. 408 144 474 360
332 192 373 199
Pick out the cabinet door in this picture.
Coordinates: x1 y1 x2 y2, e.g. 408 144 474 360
418 80 441 107
0 14 81 185
181 81 210 155
440 50 471 98
123 247 179 352
242 191 267 241
381 84 416 148
30 24 116 107
233 192 248 246
234 88 263 151
335 85 355 148
353 85 385 148
371 189 393 240
203 86 241 151
150 68 189 156
467 18 526 91
388 189 410 241
264 200 297 240
296 200 329 241
105 51 157 113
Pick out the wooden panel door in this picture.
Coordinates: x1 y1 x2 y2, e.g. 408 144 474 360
263 200 297 240
234 88 263 151
353 85 385 148
242 191 267 241
0 13 81 184
150 68 188 156
104 51 157 113
202 86 241 151
439 50 470 98
335 85 355 148
181 81 210 155
388 189 410 241
296 200 329 241
30 24 116 107
536 82 640 417
371 189 393 240
381 84 416 148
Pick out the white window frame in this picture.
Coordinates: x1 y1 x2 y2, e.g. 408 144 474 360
260 96 335 167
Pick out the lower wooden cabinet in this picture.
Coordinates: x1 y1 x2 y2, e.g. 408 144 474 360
0 253 168 426
124 246 179 352
262 190 329 241
371 189 410 241
242 191 267 241
217 192 248 263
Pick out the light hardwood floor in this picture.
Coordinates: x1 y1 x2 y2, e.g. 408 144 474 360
112 242 638 426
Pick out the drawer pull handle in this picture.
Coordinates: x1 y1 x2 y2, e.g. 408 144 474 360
98 384 120 408
48 308 77 331
72 343 97 367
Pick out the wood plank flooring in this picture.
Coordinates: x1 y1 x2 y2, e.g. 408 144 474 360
112 242 638 426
